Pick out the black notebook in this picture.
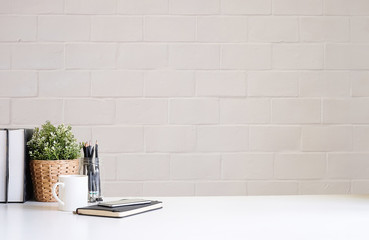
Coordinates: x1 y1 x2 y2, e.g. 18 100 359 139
76 200 163 218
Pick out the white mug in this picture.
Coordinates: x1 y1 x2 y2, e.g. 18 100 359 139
52 175 88 212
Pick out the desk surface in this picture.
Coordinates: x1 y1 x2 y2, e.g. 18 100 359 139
1 195 369 240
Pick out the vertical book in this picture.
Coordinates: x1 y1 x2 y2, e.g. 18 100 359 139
0 129 33 203
0 130 7 202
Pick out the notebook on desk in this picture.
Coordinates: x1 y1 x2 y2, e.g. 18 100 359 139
75 200 163 218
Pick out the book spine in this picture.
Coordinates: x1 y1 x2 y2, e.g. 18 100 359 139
23 129 33 202
5 129 8 203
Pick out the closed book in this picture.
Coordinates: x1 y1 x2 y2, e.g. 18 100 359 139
76 201 163 218
0 130 7 202
1 129 33 203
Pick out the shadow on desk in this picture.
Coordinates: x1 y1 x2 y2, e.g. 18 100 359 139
21 201 59 211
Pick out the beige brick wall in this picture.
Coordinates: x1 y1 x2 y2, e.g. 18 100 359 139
1 0 369 196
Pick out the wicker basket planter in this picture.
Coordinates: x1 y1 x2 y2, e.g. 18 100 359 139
30 159 79 202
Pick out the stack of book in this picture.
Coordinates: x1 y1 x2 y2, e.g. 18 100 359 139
0 129 33 203
76 199 163 218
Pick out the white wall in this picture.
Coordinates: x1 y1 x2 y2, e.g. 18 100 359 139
1 0 369 196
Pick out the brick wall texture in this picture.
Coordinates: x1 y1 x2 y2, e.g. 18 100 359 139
1 0 369 196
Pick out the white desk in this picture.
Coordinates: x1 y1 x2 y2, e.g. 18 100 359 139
1 195 369 240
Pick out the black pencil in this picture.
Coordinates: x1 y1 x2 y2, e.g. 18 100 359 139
95 140 98 158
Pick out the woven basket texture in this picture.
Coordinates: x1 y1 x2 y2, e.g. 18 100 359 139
30 159 79 202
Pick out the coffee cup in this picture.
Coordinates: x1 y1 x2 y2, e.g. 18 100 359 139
52 175 88 212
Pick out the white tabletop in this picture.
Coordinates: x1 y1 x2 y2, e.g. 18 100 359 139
1 195 369 240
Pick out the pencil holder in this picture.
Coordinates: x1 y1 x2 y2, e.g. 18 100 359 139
80 157 102 203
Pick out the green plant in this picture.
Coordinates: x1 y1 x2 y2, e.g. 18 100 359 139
27 121 81 160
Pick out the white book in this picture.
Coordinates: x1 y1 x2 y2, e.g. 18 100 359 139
8 129 25 202
0 130 7 202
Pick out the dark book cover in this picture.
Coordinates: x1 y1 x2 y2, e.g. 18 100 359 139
23 129 34 202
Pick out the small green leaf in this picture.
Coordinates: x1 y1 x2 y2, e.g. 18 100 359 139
27 121 81 160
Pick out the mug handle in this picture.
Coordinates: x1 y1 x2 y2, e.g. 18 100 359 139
52 182 65 206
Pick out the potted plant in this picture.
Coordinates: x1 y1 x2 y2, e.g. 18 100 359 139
27 121 82 202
